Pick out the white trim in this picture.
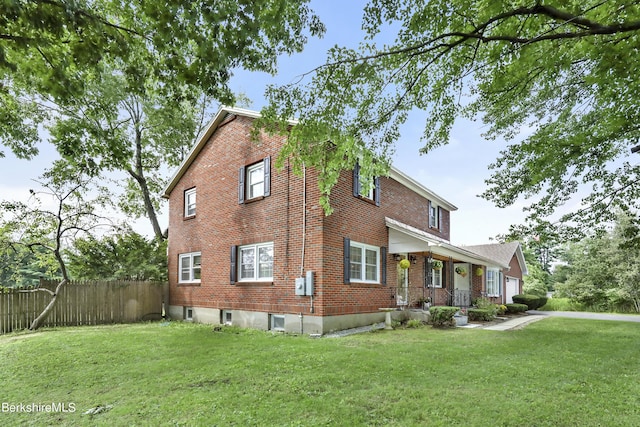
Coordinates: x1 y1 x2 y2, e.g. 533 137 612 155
246 161 265 199
431 268 442 288
386 217 509 269
179 252 201 283
388 167 457 211
184 187 196 217
162 107 457 216
486 268 501 297
349 241 380 284
162 106 296 198
429 203 439 228
238 242 274 282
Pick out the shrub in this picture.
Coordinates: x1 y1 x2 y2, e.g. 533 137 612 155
473 297 499 316
505 303 529 313
497 304 507 315
468 308 496 322
512 294 548 310
406 319 423 328
429 306 460 328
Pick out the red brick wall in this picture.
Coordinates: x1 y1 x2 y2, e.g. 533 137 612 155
167 113 452 317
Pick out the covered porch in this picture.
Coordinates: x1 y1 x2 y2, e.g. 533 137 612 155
385 217 509 309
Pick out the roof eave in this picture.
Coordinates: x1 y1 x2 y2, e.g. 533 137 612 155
388 167 458 211
161 106 297 198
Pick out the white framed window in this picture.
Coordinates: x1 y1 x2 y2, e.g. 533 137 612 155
353 163 380 206
238 242 274 281
349 241 380 283
179 252 201 283
238 157 271 204
270 314 285 331
184 307 194 321
246 162 265 199
429 203 439 228
184 188 196 217
487 268 501 297
431 268 442 288
222 310 232 325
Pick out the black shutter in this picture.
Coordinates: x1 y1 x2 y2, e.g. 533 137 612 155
238 167 245 204
380 246 387 285
230 245 237 284
343 237 351 284
352 163 360 197
438 207 443 230
263 156 271 197
374 176 381 206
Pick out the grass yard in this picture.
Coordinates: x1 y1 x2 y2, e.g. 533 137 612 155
1 319 639 426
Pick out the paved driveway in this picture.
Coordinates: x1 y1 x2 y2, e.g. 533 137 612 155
529 310 640 323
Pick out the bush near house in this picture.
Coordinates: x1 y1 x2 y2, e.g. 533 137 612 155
468 308 496 322
512 294 548 310
429 306 459 327
506 303 529 313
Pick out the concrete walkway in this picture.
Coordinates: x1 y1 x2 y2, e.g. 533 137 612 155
528 310 640 323
480 310 640 331
481 313 547 331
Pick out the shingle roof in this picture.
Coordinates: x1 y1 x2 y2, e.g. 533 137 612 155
464 242 528 275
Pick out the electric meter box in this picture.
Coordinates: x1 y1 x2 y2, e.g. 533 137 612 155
305 270 314 296
295 277 306 296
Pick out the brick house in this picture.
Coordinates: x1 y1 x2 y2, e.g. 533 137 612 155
162 106 527 334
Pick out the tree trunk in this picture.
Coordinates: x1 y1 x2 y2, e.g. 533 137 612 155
128 127 166 241
29 279 67 330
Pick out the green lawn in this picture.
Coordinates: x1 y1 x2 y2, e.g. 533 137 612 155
1 319 639 426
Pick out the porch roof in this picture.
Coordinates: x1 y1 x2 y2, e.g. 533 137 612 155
385 217 510 269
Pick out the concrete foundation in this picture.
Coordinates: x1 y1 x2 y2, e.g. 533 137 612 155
168 305 393 335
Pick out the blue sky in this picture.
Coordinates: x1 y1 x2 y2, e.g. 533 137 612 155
0 0 528 245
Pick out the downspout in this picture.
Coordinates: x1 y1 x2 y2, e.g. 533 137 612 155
300 163 314 315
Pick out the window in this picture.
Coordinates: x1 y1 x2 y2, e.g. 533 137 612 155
487 268 501 297
179 252 201 283
352 163 380 206
237 242 274 282
238 157 271 203
349 241 380 283
431 268 442 288
222 310 232 325
429 202 439 228
184 188 196 217
270 314 285 331
184 307 194 321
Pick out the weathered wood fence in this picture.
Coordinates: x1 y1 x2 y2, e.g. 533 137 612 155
0 279 169 334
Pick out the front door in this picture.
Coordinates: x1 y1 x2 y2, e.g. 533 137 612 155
453 262 471 306
397 254 409 306
505 277 519 304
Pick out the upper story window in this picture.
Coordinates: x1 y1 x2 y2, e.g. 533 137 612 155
353 163 380 206
237 242 274 282
429 202 439 229
486 268 501 297
179 252 201 283
238 157 271 204
184 188 196 217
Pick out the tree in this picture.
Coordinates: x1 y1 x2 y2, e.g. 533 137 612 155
555 212 640 312
0 226 59 287
0 166 111 330
66 229 167 281
261 1 640 234
1 0 325 159
46 68 206 240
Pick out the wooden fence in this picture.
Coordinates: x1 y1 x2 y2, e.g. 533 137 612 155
0 279 169 334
